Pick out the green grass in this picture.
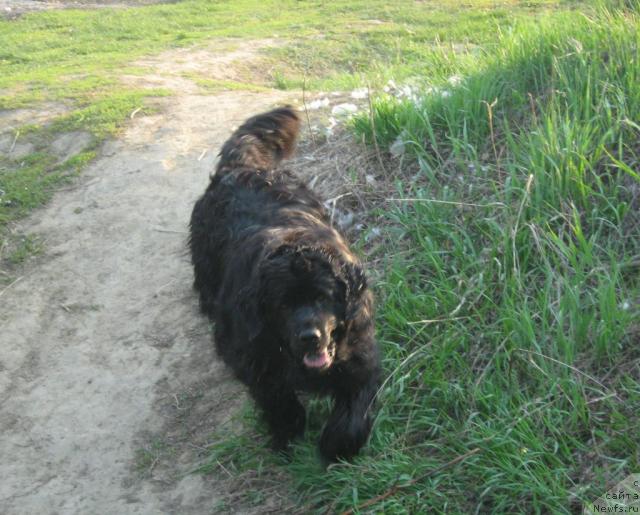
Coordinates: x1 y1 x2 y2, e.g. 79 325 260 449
0 0 582 249
203 2 640 513
348 3 640 512
4 233 44 265
0 88 168 257
0 0 581 99
184 74 270 93
0 0 580 255
0 149 95 224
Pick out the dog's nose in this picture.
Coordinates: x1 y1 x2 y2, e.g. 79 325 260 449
299 328 322 346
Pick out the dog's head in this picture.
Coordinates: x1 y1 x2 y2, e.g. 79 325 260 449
239 245 370 372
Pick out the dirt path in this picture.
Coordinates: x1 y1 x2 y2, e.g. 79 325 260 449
0 0 169 18
0 44 293 514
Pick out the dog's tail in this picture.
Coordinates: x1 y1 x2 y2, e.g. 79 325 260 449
217 106 301 173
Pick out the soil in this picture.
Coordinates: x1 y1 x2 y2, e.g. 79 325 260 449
0 0 173 18
0 41 296 514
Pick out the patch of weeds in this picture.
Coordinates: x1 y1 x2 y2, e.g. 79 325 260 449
46 89 169 139
199 401 322 511
4 233 44 266
0 152 57 227
0 148 97 252
0 88 47 110
59 303 102 313
0 87 165 235
199 404 275 476
211 499 229 512
185 74 270 93
59 149 98 172
134 438 173 478
271 69 290 90
0 150 96 224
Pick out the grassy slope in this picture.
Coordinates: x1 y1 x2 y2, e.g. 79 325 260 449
343 4 638 513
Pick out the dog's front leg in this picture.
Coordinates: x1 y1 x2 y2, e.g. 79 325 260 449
319 376 378 462
249 372 306 452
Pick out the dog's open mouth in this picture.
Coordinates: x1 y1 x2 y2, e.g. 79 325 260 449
303 345 335 370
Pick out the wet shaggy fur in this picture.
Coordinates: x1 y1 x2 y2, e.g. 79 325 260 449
189 107 381 462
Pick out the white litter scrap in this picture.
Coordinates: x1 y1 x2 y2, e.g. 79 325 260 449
336 212 354 230
307 98 330 110
398 85 414 98
383 78 459 106
389 130 410 158
331 103 358 117
389 136 405 158
365 227 382 242
323 200 355 230
392 84 422 106
324 116 338 138
350 88 368 99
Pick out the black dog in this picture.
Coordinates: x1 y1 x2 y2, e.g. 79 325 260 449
189 107 380 462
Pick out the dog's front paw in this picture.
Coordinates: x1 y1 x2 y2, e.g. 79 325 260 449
269 401 306 452
319 419 369 462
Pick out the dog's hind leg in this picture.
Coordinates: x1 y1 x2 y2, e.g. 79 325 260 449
248 369 306 452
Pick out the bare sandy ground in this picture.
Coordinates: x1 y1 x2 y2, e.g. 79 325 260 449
0 0 171 18
0 44 293 514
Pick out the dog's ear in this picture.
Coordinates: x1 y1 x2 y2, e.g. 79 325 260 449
237 282 264 341
290 250 312 276
343 262 369 320
238 247 294 340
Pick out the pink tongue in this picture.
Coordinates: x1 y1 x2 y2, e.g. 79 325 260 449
303 350 330 368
